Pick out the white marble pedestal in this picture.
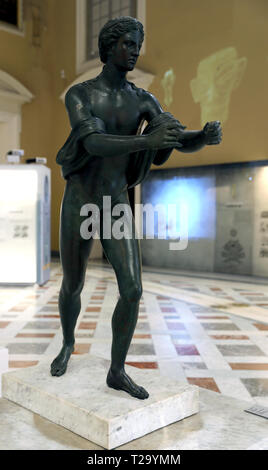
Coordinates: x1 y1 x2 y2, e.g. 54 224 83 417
2 355 199 449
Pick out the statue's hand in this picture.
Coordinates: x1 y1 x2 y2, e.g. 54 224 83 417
147 121 183 150
203 121 222 145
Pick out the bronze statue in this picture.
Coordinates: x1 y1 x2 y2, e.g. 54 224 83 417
51 17 222 399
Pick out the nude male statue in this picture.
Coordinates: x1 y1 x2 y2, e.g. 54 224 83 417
51 16 222 399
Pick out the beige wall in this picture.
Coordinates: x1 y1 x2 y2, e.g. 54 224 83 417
0 0 267 250
141 0 268 169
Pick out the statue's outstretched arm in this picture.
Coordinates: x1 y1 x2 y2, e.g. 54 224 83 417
142 91 222 163
174 121 222 153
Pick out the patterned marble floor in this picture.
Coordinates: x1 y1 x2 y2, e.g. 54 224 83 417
1 260 268 407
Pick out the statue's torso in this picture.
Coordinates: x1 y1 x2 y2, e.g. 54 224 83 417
69 78 146 203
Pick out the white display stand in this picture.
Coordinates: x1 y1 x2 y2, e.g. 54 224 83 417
0 164 51 285
2 355 199 449
0 348 8 397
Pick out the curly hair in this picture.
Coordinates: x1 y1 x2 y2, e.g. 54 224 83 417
98 16 144 64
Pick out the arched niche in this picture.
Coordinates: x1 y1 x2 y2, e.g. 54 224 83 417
0 70 34 163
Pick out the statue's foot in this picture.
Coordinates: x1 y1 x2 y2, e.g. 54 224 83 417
50 344 74 377
106 368 149 400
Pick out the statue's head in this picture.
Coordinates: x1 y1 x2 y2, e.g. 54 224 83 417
98 16 144 69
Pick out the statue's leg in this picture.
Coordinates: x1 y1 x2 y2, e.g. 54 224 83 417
51 181 94 377
100 192 148 399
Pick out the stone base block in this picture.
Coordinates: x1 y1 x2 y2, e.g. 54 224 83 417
2 355 199 449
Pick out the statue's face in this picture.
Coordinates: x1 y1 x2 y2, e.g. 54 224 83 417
110 30 142 71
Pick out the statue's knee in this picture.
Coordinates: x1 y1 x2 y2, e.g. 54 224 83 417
121 283 142 303
61 278 84 298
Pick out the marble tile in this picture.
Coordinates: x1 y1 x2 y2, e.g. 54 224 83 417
83 314 99 319
246 296 268 301
133 334 151 339
190 306 210 313
187 377 220 393
201 322 240 331
171 333 191 340
254 323 268 331
1 315 17 318
39 306 59 312
210 335 249 340
76 332 94 338
73 344 91 355
135 322 150 331
16 333 55 338
166 322 186 330
8 306 27 312
164 315 180 319
7 343 49 355
78 322 97 330
128 344 156 355
213 377 252 402
125 361 158 369
23 321 60 330
175 345 200 356
217 344 266 357
229 363 268 370
241 378 268 397
161 307 177 313
182 362 208 370
196 315 230 319
34 315 59 319
2 355 199 449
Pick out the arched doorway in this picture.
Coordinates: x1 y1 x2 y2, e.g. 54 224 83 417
0 70 34 163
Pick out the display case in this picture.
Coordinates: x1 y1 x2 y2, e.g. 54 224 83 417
0 164 51 285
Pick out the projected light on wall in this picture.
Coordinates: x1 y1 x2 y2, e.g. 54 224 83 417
142 174 216 240
190 47 247 126
161 68 176 107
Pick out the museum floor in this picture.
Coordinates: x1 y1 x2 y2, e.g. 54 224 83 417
1 259 268 450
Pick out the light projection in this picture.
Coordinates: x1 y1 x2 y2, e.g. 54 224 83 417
142 174 216 241
161 68 176 107
190 47 247 126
